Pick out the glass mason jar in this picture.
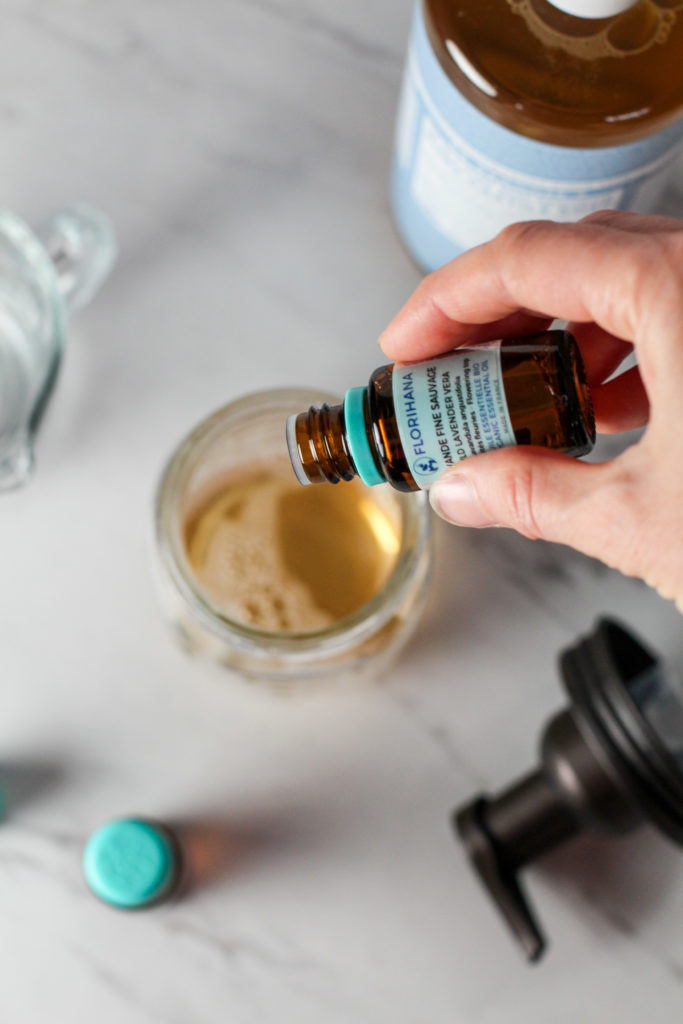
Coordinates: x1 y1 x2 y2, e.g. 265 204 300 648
154 388 433 687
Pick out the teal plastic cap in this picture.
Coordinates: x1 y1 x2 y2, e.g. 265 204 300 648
343 387 385 487
83 818 180 909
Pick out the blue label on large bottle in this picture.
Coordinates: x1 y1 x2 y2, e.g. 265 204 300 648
391 3 683 272
392 342 516 489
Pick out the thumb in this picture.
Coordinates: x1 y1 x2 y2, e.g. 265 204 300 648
428 447 629 561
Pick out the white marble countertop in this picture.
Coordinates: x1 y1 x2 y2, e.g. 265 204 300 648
1 1 683 1021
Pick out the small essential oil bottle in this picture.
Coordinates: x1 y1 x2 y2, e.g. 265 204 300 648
286 330 595 492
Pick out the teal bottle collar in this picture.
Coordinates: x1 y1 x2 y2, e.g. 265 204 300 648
343 387 384 487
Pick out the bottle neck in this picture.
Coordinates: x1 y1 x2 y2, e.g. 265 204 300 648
287 403 357 485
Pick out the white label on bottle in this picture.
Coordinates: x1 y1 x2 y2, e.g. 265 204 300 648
410 101 625 251
392 342 516 489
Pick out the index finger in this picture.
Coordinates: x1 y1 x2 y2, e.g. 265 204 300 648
379 218 665 362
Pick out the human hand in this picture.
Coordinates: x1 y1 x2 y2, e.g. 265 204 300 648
379 211 683 611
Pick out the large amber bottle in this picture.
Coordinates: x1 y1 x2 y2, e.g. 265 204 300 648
391 0 683 270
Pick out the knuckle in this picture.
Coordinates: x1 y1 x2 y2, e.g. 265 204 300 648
590 458 646 563
607 236 671 336
492 220 557 304
496 462 543 540
658 231 683 288
495 219 552 255
579 208 621 227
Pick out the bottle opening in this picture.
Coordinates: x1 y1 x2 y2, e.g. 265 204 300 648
544 0 637 18
286 413 312 487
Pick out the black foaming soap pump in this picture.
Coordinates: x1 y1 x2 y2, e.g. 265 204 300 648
455 618 683 962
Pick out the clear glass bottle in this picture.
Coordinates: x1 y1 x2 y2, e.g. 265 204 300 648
392 0 683 270
287 330 595 492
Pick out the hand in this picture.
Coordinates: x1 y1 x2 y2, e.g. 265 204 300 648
379 211 683 612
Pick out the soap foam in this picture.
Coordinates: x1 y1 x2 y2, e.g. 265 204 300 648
185 465 336 633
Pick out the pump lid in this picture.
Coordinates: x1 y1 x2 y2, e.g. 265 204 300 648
454 618 683 962
545 0 637 17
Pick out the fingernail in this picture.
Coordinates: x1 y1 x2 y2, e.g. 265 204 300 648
429 474 498 528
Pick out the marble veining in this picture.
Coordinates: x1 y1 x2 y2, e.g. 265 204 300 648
0 1 682 1022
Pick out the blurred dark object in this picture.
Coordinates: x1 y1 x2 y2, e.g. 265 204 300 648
455 618 683 962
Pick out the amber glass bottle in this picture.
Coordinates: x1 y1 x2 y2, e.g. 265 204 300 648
392 0 683 269
425 0 683 146
287 330 595 493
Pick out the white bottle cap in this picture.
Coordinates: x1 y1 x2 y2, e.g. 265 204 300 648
546 0 637 17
